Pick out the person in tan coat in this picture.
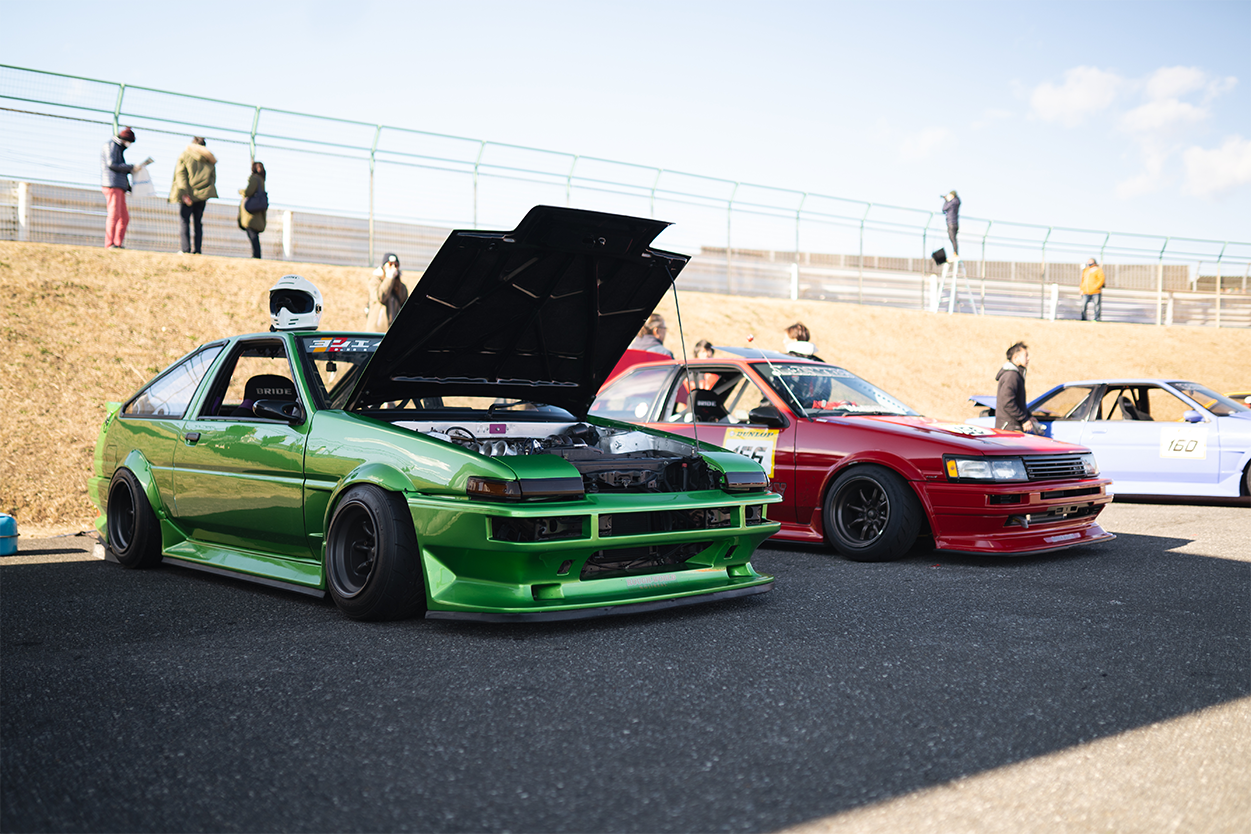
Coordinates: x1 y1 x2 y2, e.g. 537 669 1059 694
365 253 409 331
169 137 218 254
1081 258 1106 321
237 162 267 259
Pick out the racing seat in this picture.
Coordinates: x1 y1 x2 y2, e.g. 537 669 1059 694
1118 395 1143 421
691 389 728 423
231 374 297 417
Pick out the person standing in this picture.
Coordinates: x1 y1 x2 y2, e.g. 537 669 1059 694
237 161 267 259
1080 257 1106 322
941 190 961 258
995 341 1036 433
100 127 149 249
364 254 406 330
628 314 674 357
169 137 218 254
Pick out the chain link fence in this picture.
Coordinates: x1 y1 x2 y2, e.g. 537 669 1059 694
3 64 1249 326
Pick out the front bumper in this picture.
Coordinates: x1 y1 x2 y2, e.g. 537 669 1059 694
410 489 781 619
921 477 1115 555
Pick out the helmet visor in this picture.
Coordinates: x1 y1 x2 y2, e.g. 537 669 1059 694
271 290 315 315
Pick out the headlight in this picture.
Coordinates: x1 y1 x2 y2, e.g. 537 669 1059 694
467 476 584 502
1080 453 1099 477
944 455 1027 481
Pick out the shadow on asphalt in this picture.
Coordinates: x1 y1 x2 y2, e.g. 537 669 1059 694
2 528 1247 833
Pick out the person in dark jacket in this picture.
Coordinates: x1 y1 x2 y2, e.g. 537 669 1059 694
99 127 149 249
941 190 961 257
374 253 409 329
238 161 267 259
628 314 674 357
995 341 1036 433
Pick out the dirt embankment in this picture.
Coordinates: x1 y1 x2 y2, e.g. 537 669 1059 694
3 241 1248 533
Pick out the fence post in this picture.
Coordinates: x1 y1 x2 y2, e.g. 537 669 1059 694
1039 227 1051 319
249 107 261 162
790 262 799 301
858 203 872 304
282 210 293 260
649 169 663 218
472 141 486 229
1155 238 1170 325
112 84 125 134
726 182 739 294
1048 283 1059 321
565 155 579 207
368 125 381 267
16 182 29 241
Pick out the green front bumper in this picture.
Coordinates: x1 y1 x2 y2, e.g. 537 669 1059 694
411 490 780 620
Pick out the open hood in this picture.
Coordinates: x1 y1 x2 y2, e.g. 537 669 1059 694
346 206 689 417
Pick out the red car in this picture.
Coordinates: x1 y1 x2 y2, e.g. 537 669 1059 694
592 348 1114 561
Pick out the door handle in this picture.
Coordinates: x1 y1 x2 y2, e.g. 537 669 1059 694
184 431 201 443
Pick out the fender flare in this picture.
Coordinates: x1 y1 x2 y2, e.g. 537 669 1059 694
116 450 172 522
322 462 415 532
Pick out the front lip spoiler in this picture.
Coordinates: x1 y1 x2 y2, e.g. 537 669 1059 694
935 530 1116 557
424 580 773 623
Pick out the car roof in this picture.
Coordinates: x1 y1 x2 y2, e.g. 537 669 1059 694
1050 379 1200 387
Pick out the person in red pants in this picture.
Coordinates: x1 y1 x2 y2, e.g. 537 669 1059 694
100 127 145 249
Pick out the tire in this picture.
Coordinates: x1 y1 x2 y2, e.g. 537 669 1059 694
106 468 163 569
823 465 922 562
325 485 426 621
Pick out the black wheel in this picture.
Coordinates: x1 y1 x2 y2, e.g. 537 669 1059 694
325 485 426 621
106 468 163 568
823 465 922 562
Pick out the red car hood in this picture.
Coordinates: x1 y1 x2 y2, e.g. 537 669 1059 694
840 415 1088 453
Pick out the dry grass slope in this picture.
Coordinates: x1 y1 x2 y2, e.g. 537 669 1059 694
3 241 1248 532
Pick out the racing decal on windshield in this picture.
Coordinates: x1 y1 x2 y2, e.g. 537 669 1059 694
1159 426 1208 459
941 424 995 436
307 337 381 353
723 427 779 476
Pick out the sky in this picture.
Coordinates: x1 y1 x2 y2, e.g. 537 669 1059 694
4 0 1250 244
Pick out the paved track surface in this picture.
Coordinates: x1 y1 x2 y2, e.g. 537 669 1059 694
2 503 1248 833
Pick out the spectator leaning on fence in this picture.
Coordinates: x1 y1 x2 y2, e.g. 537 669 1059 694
100 127 147 249
1081 258 1106 322
169 137 218 255
238 162 267 259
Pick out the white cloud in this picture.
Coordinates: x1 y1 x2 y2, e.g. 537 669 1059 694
1116 143 1170 199
1145 66 1209 101
1121 98 1208 133
1030 66 1123 127
1183 137 1251 197
899 126 951 162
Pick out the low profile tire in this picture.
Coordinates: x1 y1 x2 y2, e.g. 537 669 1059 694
823 465 922 562
106 468 163 569
325 485 426 621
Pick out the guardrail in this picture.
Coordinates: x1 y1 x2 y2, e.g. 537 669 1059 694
2 63 1249 327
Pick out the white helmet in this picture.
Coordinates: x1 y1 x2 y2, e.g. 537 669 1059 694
269 275 323 331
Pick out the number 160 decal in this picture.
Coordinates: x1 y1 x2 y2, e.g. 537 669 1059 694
1159 426 1208 460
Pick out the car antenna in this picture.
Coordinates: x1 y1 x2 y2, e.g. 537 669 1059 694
747 335 815 423
668 276 702 455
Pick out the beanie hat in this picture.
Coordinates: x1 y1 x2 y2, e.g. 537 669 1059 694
118 127 136 142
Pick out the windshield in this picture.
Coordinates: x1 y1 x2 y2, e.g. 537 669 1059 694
757 362 918 418
1170 382 1251 416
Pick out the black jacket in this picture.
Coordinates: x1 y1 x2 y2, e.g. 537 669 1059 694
995 363 1029 431
942 195 961 229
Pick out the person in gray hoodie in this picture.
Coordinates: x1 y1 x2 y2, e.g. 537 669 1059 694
995 341 1036 433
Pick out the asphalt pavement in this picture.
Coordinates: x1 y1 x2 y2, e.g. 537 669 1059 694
2 502 1248 833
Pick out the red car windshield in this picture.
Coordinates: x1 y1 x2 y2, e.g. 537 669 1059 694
755 362 918 418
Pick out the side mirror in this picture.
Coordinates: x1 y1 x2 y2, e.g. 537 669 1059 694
254 399 305 425
1182 410 1204 423
748 405 788 429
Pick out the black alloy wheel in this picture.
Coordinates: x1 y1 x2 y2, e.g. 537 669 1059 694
105 468 163 568
325 485 425 621
823 464 922 562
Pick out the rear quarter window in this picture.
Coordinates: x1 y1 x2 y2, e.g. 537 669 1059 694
123 346 223 419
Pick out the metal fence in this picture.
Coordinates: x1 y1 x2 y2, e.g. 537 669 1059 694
3 63 1250 327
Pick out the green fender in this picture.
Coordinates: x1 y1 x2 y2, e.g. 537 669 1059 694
323 462 415 532
118 449 171 522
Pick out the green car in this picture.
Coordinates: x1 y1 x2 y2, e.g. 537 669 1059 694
90 207 781 621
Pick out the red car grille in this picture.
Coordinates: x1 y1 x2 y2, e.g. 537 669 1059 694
1022 454 1088 481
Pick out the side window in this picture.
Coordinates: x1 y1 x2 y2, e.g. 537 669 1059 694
662 368 772 425
1143 387 1191 422
198 342 298 419
1034 386 1097 421
1098 387 1154 421
588 366 673 422
123 346 223 419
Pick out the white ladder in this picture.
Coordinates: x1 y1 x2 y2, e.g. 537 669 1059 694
934 257 981 314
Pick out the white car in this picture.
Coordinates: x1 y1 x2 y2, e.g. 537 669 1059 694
968 380 1251 499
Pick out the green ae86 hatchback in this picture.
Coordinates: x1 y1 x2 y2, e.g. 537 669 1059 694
90 207 780 621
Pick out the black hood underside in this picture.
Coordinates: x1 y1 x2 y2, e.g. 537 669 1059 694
347 206 689 417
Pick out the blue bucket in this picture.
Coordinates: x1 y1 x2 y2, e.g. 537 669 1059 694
0 514 16 556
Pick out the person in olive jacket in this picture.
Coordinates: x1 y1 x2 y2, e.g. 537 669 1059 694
169 137 218 254
238 161 267 259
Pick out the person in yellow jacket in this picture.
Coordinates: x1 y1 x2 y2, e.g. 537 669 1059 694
169 137 218 254
1081 257 1106 322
